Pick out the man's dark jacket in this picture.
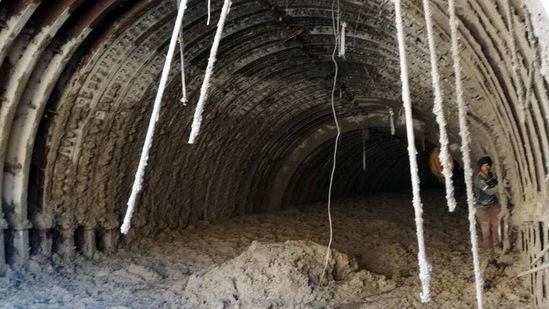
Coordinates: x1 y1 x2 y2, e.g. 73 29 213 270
474 172 498 208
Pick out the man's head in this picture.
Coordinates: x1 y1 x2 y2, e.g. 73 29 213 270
477 156 492 175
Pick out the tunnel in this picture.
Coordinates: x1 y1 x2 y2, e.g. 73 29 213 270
0 0 549 307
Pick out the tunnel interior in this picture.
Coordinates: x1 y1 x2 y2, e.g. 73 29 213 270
284 129 447 206
1 0 549 307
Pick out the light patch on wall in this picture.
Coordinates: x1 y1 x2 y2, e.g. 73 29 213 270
526 0 549 83
543 0 549 17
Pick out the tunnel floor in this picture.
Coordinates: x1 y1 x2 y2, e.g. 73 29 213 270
1 191 531 308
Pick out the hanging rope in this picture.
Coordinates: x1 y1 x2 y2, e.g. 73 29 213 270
362 127 367 171
422 0 456 212
339 21 346 58
448 0 484 307
393 0 431 302
207 0 211 25
321 0 341 280
389 107 395 135
121 0 189 234
178 34 188 105
188 0 232 144
176 0 188 105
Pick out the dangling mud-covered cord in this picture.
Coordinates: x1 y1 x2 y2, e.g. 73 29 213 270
422 0 457 212
393 0 431 302
448 0 484 307
121 0 189 234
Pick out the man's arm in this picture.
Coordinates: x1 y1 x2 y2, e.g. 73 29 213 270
474 174 498 195
483 184 498 195
482 175 498 195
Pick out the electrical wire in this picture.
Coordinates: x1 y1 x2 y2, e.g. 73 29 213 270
322 0 341 281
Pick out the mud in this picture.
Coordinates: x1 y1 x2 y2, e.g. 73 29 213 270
0 192 532 308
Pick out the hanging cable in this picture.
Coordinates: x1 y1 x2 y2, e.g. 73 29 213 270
178 35 188 105
389 107 395 135
448 0 484 307
188 0 232 144
422 0 456 212
393 0 431 302
362 127 367 171
207 0 211 25
176 0 188 105
322 0 341 280
339 21 346 58
121 0 189 234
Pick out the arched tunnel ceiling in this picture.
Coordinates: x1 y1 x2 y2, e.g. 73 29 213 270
0 0 548 253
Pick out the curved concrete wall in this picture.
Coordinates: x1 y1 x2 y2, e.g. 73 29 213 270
0 0 547 272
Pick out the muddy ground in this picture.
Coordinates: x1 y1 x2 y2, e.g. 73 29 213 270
0 191 532 308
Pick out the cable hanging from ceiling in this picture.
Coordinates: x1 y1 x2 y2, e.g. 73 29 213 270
422 0 456 212
362 127 368 171
178 36 187 105
121 0 189 234
178 0 188 105
122 0 232 233
388 107 395 135
207 0 211 25
339 21 346 58
393 0 432 302
322 0 341 281
188 0 232 144
448 0 484 307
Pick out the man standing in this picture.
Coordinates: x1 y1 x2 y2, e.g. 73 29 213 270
474 156 501 249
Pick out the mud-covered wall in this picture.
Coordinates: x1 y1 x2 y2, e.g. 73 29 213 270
0 0 548 276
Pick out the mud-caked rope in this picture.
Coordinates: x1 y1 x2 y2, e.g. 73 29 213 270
339 21 346 58
422 0 457 212
448 0 484 307
188 0 232 144
178 34 187 105
393 0 431 302
121 0 189 234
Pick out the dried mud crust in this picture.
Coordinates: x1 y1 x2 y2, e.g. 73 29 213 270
0 193 533 308
183 240 397 308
